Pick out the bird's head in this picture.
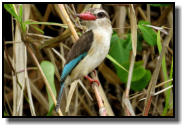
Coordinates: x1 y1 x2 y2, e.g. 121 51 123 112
76 8 111 30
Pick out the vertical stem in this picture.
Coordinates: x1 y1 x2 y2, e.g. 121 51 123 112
147 4 151 22
123 52 136 116
143 30 173 116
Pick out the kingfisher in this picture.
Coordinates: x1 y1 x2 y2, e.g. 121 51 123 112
55 8 112 112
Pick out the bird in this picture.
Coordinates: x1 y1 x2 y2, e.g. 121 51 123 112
55 8 112 112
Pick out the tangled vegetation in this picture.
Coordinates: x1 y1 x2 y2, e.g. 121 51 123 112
3 4 174 116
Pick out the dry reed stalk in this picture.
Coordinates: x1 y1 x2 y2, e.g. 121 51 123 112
143 29 173 116
137 7 147 21
12 4 36 116
147 4 151 22
12 5 25 116
78 94 96 116
114 6 126 38
122 4 137 116
26 44 63 116
65 80 93 113
122 52 136 116
57 4 79 41
130 4 137 56
41 4 52 30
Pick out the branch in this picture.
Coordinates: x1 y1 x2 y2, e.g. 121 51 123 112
91 71 114 116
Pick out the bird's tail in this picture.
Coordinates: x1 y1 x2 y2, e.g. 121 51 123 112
55 82 65 112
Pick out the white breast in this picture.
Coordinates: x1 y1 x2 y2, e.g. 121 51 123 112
70 27 112 80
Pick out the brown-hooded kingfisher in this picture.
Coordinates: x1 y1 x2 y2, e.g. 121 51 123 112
56 8 112 112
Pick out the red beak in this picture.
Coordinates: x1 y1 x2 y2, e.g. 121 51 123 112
76 12 96 20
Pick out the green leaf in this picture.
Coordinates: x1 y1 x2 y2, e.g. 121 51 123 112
157 31 162 52
131 70 151 91
4 4 19 20
115 61 146 83
126 32 143 51
108 33 151 91
169 57 173 84
138 20 157 46
157 30 172 116
47 104 55 116
4 111 9 116
40 61 56 111
150 4 170 7
30 24 44 34
132 66 146 82
18 4 23 23
109 33 145 83
109 34 130 65
24 20 68 28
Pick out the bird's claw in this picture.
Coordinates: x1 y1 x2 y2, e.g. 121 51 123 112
84 75 100 86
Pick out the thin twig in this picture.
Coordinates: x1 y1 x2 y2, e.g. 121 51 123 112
41 4 52 30
155 79 173 88
139 85 173 102
137 7 147 21
65 80 93 113
122 52 136 116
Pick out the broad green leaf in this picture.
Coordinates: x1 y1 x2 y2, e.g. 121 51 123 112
109 33 146 83
131 66 146 82
109 33 130 82
40 61 56 111
126 32 143 51
109 33 151 91
131 70 151 91
115 61 146 83
138 20 157 46
109 34 130 65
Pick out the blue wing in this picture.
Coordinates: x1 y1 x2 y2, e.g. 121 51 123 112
56 52 87 112
60 52 87 82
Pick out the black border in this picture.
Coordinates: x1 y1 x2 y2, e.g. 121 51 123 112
2 2 177 121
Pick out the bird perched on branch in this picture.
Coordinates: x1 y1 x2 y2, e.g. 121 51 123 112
56 8 112 112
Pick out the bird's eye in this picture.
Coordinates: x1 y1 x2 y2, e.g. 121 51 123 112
97 12 106 18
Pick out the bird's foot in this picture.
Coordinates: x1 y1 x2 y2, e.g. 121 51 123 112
84 75 100 86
